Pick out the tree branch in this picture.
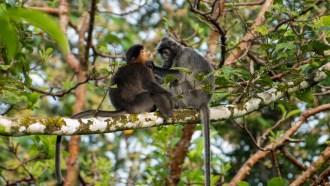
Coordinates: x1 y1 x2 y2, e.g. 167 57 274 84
311 166 330 186
166 125 196 185
224 0 273 65
227 103 330 185
290 144 330 185
58 0 80 73
224 0 325 66
187 0 227 67
1 61 330 136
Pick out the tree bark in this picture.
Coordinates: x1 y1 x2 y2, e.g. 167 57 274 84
166 125 196 185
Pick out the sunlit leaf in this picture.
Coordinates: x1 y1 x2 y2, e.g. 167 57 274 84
286 109 301 119
275 43 295 52
255 25 268 35
0 16 18 59
277 104 287 118
171 67 192 74
237 181 249 186
267 177 288 186
295 88 315 105
6 8 69 55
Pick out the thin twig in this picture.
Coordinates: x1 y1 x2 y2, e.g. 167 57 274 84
271 150 281 177
29 76 91 97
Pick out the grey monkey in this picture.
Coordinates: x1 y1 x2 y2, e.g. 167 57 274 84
146 37 215 186
55 44 173 185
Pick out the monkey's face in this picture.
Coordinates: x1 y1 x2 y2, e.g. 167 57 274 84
159 48 174 68
137 48 152 62
159 48 171 61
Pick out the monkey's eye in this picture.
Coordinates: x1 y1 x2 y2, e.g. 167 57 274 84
161 49 170 56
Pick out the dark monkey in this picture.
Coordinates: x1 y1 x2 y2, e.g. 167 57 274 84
55 44 173 184
147 37 214 186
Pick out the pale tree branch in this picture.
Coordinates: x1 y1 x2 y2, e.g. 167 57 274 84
1 61 330 136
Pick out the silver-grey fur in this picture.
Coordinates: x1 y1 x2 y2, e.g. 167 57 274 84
148 37 214 186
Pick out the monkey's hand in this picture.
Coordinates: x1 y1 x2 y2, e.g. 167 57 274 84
145 61 155 69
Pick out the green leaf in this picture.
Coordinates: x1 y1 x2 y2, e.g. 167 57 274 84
255 25 268 35
264 11 273 19
6 8 69 55
164 74 179 84
215 77 231 87
274 0 283 4
257 76 273 86
221 66 234 79
237 181 249 186
286 109 301 119
211 92 229 103
0 64 11 70
45 47 53 55
104 33 121 43
275 43 295 52
27 92 40 108
0 16 18 59
0 89 23 104
62 79 75 90
277 104 287 118
98 45 111 54
194 72 209 81
320 15 330 25
311 41 330 55
267 177 288 186
295 88 314 105
98 68 113 75
171 67 192 74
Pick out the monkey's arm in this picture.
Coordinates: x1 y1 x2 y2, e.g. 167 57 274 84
146 61 184 81
142 79 172 95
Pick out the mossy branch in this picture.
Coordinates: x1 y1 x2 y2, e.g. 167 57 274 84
0 62 329 137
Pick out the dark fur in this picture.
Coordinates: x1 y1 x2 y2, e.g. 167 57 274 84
148 37 214 186
125 44 144 63
55 44 173 184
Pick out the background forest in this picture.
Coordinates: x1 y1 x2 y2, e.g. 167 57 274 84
0 0 330 185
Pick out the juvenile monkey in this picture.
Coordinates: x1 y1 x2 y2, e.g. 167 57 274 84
147 37 214 186
55 44 173 184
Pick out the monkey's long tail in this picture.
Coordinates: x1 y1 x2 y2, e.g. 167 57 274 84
55 136 64 185
200 104 211 186
71 110 127 119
